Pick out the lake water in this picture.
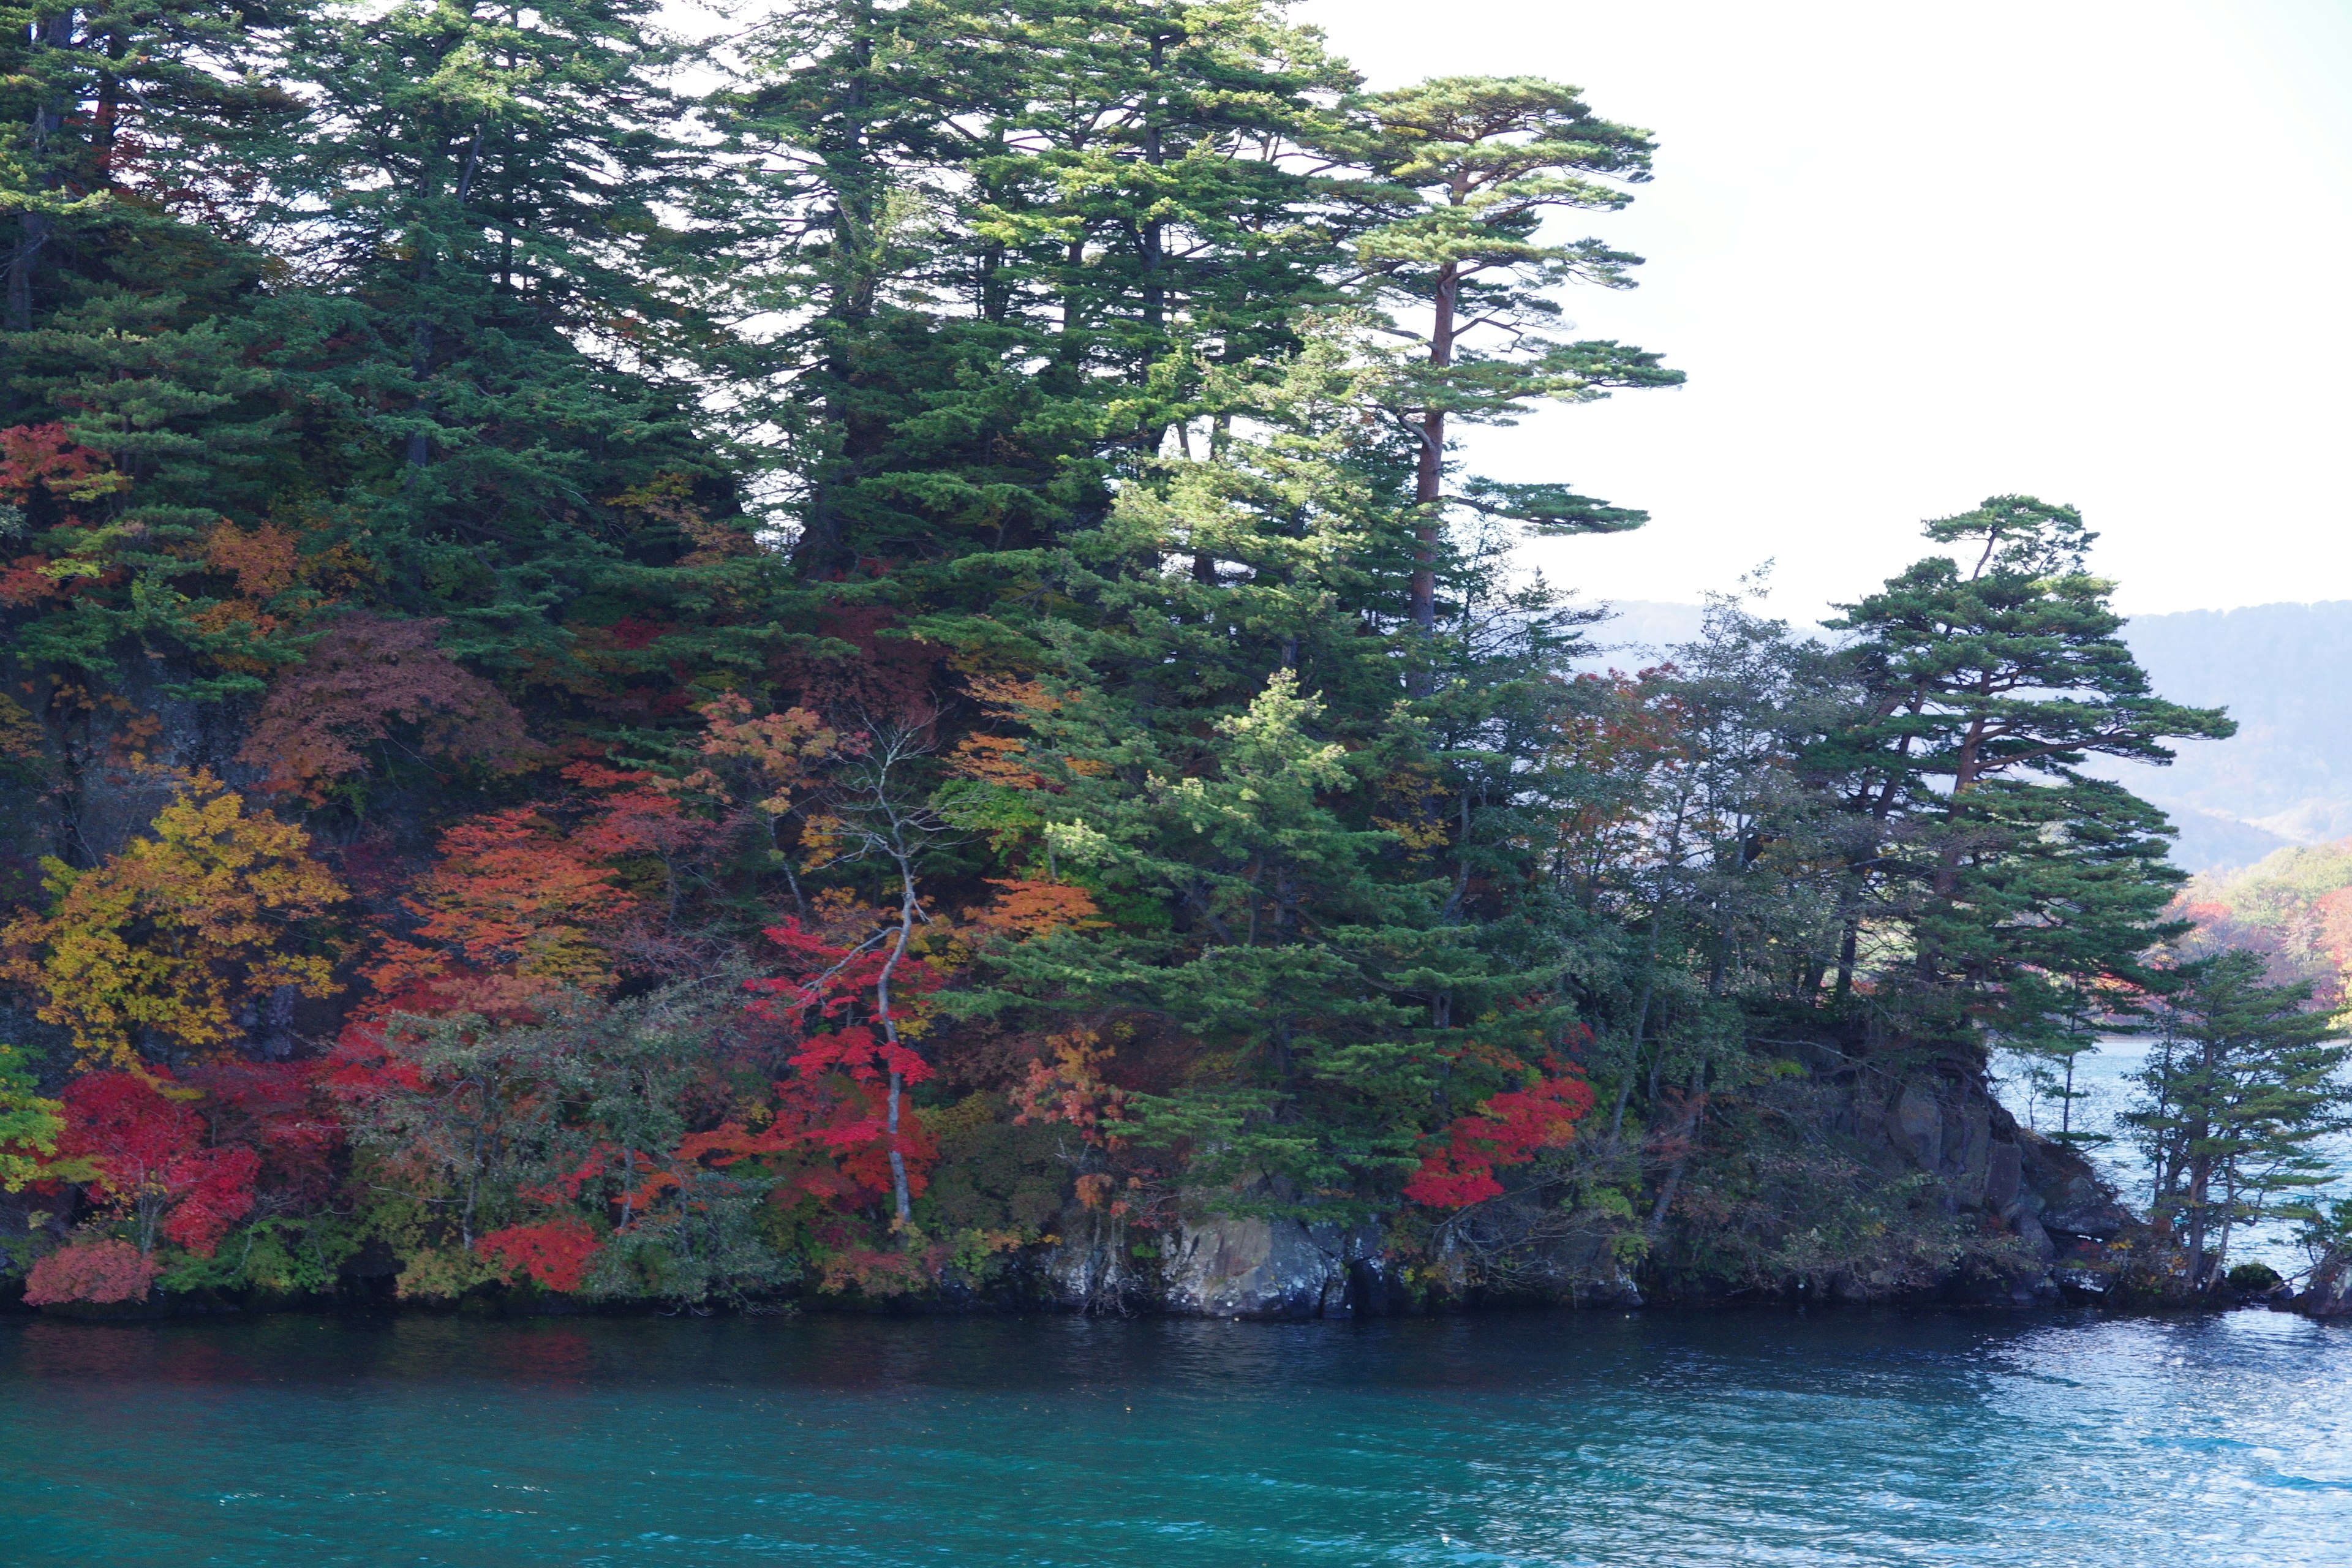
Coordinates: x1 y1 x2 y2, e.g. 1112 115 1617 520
2 1309 2347 1567
1996 1035 2352 1278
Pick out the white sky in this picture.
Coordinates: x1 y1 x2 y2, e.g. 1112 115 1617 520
1297 0 2352 620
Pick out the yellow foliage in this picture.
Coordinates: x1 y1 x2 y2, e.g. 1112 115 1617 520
0 692 40 765
0 773 347 1066
687 692 838 816
393 1244 509 1301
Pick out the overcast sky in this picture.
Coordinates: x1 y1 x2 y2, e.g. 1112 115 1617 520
1297 0 2352 621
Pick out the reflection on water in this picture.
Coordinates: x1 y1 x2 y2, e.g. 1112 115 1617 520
2 1310 2347 1567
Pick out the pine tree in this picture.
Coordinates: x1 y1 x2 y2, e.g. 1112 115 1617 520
2127 950 2351 1288
717 0 1371 606
1352 76 1682 636
946 336 1584 1221
1820 497 2234 1050
2 1 318 701
261 0 761 694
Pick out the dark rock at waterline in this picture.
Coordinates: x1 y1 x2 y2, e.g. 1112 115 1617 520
2299 1250 2352 1318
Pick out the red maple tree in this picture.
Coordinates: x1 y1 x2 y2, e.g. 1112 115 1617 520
1403 1060 1594 1208
53 1071 260 1254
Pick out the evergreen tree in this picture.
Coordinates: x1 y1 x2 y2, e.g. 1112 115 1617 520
262 0 760 695
1353 76 1681 636
717 0 1371 609
2126 950 2351 1287
1 0 315 699
946 336 1580 1221
1820 497 2233 1052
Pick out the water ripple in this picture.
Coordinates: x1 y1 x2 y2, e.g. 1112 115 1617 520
1 1309 2346 1566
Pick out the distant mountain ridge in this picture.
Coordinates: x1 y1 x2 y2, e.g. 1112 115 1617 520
1585 598 2352 873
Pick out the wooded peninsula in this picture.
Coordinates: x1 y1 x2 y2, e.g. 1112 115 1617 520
4 0 2348 1320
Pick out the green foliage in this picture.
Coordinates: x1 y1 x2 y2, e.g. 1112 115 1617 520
2124 951 2352 1286
1819 497 2234 1050
1 0 2278 1311
154 1216 367 1298
0 1042 63 1191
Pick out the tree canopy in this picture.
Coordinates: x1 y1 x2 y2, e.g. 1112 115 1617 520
1 0 2314 1313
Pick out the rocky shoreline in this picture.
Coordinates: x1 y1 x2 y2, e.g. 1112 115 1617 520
15 1073 2348 1324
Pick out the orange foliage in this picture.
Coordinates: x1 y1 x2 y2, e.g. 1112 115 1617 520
1013 1028 1131 1146
364 766 717 1016
945 732 1046 789
963 673 1061 718
970 878 1104 939
476 1218 601 1291
203 521 301 600
366 808 639 1013
238 614 542 802
685 692 837 815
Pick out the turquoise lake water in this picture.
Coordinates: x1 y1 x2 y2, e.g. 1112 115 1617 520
2 1309 2346 1566
1996 1035 2352 1278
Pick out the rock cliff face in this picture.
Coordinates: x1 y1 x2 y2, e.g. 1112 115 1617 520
1033 1064 2141 1319
1041 1212 1372 1319
10 657 258 870
2299 1250 2352 1319
1157 1216 1360 1319
1842 1066 2128 1303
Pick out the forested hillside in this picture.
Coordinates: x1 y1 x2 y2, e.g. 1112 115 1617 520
0 0 2272 1313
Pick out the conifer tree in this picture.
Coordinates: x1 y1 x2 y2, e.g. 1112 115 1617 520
717 0 1372 612
261 0 756 689
1 1 317 697
1353 77 1681 635
2127 951 2351 1288
949 336 1585 1220
1820 497 2233 1049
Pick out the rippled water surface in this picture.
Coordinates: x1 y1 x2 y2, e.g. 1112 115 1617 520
2 1308 2348 1566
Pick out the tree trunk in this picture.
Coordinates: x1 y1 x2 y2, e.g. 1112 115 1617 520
875 855 921 1228
6 11 77 332
1409 261 1458 639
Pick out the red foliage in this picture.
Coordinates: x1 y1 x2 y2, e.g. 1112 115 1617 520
0 555 62 606
0 423 128 507
23 1238 160 1306
748 919 941 1044
179 1061 341 1211
0 423 131 606
475 1218 601 1292
318 1019 427 1101
775 605 941 720
238 614 543 802
54 1071 260 1254
740 919 944 1208
1403 1065 1594 1208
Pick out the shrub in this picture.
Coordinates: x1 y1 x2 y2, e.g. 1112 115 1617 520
23 1238 160 1305
2225 1261 2284 1293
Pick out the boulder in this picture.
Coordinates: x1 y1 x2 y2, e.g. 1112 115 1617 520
1161 1215 1362 1319
2297 1249 2352 1319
